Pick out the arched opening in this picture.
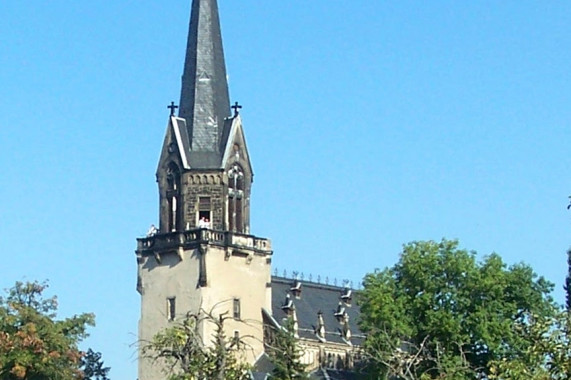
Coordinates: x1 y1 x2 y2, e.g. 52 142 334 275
166 163 181 232
228 164 244 233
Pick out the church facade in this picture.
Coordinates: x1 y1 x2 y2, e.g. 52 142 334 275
135 1 363 378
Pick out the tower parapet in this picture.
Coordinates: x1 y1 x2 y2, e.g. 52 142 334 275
137 229 272 260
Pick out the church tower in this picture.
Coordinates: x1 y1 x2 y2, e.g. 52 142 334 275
136 1 272 378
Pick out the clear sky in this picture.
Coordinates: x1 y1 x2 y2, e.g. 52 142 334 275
1 1 570 379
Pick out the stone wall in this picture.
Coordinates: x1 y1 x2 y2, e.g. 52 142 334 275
183 171 225 230
137 248 202 380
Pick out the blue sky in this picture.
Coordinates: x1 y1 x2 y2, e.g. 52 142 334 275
1 1 570 378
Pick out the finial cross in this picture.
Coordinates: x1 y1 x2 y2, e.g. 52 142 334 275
231 101 242 116
167 101 178 116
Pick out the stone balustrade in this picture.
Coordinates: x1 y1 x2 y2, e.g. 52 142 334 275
137 228 272 255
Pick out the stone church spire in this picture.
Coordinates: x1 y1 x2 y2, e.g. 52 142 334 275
156 0 254 233
137 4 271 379
179 0 231 167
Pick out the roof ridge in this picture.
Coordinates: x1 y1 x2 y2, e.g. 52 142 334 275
271 275 358 291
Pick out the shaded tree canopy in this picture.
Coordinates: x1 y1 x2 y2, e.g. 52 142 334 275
266 316 308 379
358 239 556 379
0 281 107 380
80 349 110 380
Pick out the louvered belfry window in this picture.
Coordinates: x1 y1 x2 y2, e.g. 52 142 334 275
228 164 244 233
166 163 181 232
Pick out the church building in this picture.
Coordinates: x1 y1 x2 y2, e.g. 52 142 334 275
135 1 363 378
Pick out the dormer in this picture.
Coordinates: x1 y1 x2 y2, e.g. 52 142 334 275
281 294 294 316
341 288 352 306
334 302 346 322
290 280 302 299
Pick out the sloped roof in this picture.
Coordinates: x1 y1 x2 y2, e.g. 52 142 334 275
170 117 191 169
252 353 275 377
270 276 364 346
178 0 232 168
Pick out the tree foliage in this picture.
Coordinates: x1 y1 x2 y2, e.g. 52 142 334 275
488 310 571 380
142 309 251 380
565 248 571 312
266 317 307 379
358 239 556 379
80 349 110 380
489 246 571 380
0 281 105 380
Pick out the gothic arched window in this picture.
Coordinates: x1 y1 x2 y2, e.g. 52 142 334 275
166 163 181 232
228 164 244 233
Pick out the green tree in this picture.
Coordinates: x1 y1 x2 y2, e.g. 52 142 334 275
142 309 251 380
0 281 104 380
565 248 571 312
80 349 110 380
489 247 571 380
358 239 555 380
488 310 570 380
266 317 307 379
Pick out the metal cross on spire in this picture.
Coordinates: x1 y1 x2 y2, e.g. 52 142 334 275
231 101 242 116
168 101 178 116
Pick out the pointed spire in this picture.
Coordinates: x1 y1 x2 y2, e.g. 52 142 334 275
179 0 231 163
